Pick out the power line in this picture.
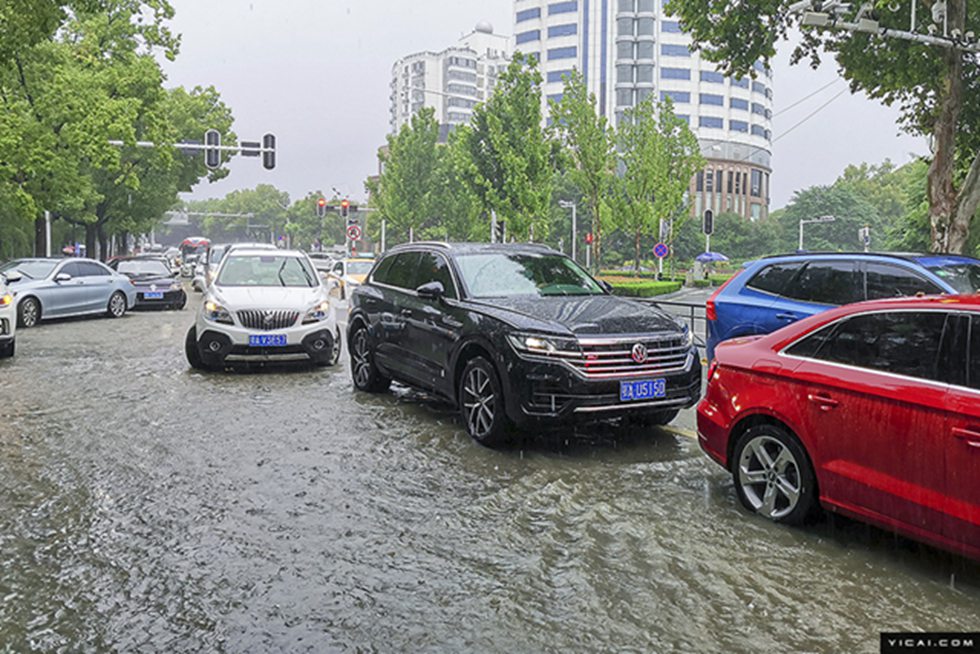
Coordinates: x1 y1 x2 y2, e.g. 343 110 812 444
773 87 848 143
773 78 841 117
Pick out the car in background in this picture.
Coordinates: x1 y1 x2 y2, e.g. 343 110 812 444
327 257 375 300
706 252 980 359
185 248 341 370
0 258 136 328
0 272 16 358
348 243 700 445
181 254 199 278
108 257 187 310
698 295 980 561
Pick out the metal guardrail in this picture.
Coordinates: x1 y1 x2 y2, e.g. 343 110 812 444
637 299 709 351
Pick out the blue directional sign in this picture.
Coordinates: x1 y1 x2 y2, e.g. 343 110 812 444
653 242 670 259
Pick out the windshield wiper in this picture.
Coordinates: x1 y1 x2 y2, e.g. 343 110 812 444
277 260 288 287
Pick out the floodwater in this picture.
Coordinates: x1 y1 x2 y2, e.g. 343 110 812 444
0 297 977 652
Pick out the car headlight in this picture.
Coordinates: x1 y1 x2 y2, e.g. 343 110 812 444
683 327 695 349
0 294 12 307
170 281 183 291
303 301 332 324
204 300 233 325
506 332 580 356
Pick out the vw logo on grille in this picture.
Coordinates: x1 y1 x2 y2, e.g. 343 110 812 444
149 284 157 292
631 343 649 364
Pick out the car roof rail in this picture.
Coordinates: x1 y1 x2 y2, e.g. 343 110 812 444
756 251 928 263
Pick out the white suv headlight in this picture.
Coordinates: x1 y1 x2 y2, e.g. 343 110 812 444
204 299 233 325
303 301 332 324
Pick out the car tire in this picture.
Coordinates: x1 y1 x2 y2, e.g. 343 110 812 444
625 408 680 427
174 294 187 311
17 297 40 328
731 424 819 526
0 339 13 359
349 324 390 392
458 356 511 447
328 327 342 367
107 291 127 319
185 326 212 371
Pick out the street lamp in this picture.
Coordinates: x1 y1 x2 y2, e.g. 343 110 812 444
799 214 836 251
558 200 577 262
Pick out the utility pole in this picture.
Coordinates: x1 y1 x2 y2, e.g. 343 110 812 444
799 215 836 251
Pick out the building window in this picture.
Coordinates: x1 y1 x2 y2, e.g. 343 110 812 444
752 203 762 220
728 171 734 193
548 23 578 37
753 60 769 75
699 116 723 129
637 0 655 10
636 41 654 58
675 114 690 124
731 77 749 89
730 98 748 110
661 20 682 32
547 69 574 83
705 169 714 192
617 42 634 59
617 17 633 36
636 65 653 83
751 169 763 197
661 44 690 57
516 30 541 45
730 120 748 132
699 93 723 106
548 46 578 60
752 81 768 95
751 125 767 137
637 87 653 102
616 65 633 83
637 17 655 35
548 93 564 103
700 71 724 84
661 90 690 103
549 1 578 15
752 102 766 116
696 171 704 192
618 0 634 10
661 67 691 80
517 7 541 22
617 88 634 106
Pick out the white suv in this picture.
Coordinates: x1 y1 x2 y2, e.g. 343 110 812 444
0 273 15 358
185 249 340 370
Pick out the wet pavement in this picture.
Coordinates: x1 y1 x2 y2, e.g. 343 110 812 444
0 293 978 652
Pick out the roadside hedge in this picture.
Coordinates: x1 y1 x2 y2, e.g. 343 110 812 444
600 276 683 297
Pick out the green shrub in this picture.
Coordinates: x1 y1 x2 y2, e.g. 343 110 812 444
708 273 735 286
692 279 712 288
600 276 683 297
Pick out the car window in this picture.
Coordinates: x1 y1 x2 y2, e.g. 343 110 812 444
60 262 83 278
939 314 970 388
415 252 458 300
78 261 110 277
926 262 980 294
865 263 941 299
745 263 803 296
455 252 604 298
216 255 318 288
371 255 396 285
809 311 949 382
385 252 421 290
332 262 343 274
783 323 837 359
784 261 860 305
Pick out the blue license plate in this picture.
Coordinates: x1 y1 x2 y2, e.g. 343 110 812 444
144 291 164 300
249 334 287 347
620 378 667 402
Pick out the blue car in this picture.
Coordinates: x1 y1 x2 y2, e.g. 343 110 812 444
0 258 138 328
706 252 980 359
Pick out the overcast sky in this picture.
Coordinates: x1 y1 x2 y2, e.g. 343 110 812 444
161 0 928 211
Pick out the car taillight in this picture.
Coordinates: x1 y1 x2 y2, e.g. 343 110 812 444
705 269 743 322
707 359 719 380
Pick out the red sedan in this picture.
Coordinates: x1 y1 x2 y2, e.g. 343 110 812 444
698 295 980 561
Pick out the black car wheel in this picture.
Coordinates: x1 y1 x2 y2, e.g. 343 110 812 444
349 325 390 392
107 291 127 318
329 327 342 366
185 326 212 371
458 357 511 447
18 297 40 328
732 424 819 526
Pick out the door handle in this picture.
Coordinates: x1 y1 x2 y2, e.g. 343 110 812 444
953 427 980 448
807 393 839 411
776 313 799 321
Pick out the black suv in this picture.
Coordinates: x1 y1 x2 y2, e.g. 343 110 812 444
347 243 701 445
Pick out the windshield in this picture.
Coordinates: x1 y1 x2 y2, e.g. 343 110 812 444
216 255 318 288
117 260 171 277
927 264 980 294
347 261 374 276
0 260 58 280
455 252 604 298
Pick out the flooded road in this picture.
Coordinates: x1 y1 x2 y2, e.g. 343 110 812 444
1 298 977 652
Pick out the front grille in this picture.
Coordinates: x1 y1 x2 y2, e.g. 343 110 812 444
237 310 300 331
571 336 691 379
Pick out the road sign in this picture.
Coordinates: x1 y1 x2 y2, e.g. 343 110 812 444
653 242 670 259
347 225 362 241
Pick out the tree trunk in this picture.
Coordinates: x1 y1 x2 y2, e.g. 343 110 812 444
97 224 109 261
85 224 97 259
34 216 47 257
592 190 601 272
634 229 642 275
927 0 965 253
950 151 980 254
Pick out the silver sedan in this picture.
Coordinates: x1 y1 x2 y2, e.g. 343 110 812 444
0 258 138 328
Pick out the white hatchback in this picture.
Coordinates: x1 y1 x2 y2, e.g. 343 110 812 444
185 249 340 370
0 274 15 358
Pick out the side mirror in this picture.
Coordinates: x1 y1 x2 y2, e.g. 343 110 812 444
416 281 445 301
598 280 613 294
2 271 22 283
55 272 72 283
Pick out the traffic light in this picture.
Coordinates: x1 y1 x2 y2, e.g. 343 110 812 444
340 199 351 219
585 232 594 245
316 197 327 218
703 209 714 236
494 220 506 243
204 129 221 170
262 133 276 170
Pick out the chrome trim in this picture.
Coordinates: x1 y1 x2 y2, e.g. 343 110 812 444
573 397 688 413
577 333 686 346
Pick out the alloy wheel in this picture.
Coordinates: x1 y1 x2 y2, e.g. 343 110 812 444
737 435 802 520
352 330 372 387
109 293 126 317
21 299 39 328
462 367 495 439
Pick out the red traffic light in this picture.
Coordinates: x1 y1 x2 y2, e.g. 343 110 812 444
317 198 327 207
585 232 594 245
341 200 350 209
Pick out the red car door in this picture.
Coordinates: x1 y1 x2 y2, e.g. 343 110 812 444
786 311 952 539
942 316 980 558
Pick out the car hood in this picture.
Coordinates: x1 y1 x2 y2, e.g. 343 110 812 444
469 295 684 336
128 274 175 287
211 285 326 310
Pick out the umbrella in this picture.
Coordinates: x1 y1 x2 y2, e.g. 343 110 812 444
696 252 730 263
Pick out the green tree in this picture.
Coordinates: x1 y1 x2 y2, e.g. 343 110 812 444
611 97 703 274
777 185 880 252
549 70 615 268
665 0 980 254
456 53 556 241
